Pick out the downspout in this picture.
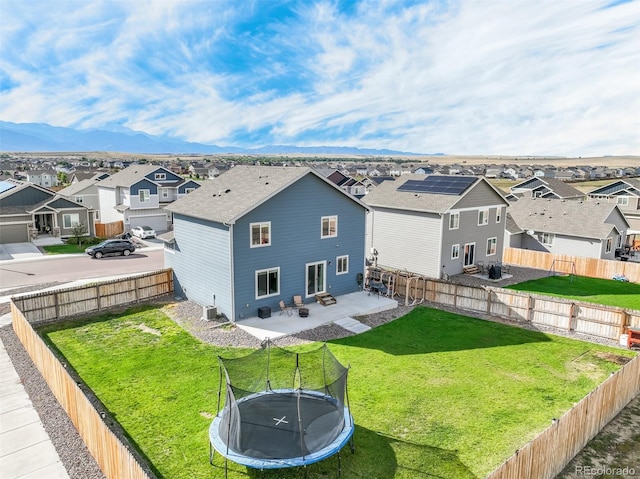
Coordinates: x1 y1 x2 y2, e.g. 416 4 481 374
226 222 235 322
437 212 444 278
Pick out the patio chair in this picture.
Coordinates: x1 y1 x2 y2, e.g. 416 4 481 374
279 300 292 317
293 295 304 309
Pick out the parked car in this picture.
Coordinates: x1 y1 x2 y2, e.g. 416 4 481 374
130 225 156 239
85 239 136 259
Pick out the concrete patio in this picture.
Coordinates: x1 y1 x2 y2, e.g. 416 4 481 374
236 290 398 340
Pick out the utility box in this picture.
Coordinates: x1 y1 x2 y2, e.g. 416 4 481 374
203 306 217 320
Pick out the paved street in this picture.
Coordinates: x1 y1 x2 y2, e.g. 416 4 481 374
0 249 165 290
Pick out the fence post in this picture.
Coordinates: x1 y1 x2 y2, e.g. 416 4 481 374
568 303 576 331
54 291 60 320
619 311 629 337
96 284 101 311
526 295 533 322
486 289 492 315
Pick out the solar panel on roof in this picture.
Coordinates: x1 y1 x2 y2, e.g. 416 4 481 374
397 176 476 195
0 181 17 194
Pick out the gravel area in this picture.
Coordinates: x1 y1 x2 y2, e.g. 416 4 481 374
0 282 64 315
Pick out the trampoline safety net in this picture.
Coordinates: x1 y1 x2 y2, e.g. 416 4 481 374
214 341 352 464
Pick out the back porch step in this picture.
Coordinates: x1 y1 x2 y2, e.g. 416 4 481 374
315 292 337 306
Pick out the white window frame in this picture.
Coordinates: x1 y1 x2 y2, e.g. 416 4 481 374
336 255 349 275
185 188 195 194
486 237 497 256
321 216 338 238
617 196 629 206
62 213 80 229
255 267 279 299
478 209 489 226
617 235 623 248
495 208 501 223
540 232 555 245
250 222 271 247
74 196 83 203
605 237 613 253
451 244 460 260
139 189 150 203
161 189 169 199
154 173 166 180
449 213 459 230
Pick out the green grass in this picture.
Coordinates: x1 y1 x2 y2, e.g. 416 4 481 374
506 275 640 310
42 244 87 254
40 305 636 479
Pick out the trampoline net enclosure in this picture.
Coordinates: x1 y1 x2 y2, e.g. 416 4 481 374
210 341 354 469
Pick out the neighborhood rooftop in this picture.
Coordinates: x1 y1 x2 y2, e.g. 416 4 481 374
508 197 628 240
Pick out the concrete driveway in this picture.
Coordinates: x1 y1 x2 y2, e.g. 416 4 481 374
0 243 44 261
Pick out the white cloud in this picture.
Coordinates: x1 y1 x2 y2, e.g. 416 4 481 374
1 0 638 155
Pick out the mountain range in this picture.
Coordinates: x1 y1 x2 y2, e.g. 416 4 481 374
0 121 428 156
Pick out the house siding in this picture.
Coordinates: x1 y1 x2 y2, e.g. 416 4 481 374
130 179 160 209
0 187 51 206
454 180 506 209
232 174 366 320
97 187 119 223
441 208 505 275
366 207 442 278
164 214 233 318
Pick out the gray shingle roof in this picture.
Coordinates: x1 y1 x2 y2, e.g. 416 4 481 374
362 174 492 213
507 197 627 239
58 179 98 196
167 165 364 224
97 164 159 188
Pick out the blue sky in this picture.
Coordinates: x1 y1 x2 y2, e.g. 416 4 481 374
1 0 639 155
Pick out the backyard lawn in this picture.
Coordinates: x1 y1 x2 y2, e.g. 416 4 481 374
40 305 637 479
506 275 640 311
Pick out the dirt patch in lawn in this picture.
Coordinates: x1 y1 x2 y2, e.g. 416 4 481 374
557 394 640 478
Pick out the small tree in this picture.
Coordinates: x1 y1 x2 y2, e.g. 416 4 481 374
70 222 89 248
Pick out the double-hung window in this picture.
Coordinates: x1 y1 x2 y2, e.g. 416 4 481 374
540 233 555 245
449 213 459 230
486 237 497 256
495 208 502 223
256 268 279 298
336 255 349 275
139 189 150 203
63 214 80 229
605 237 613 253
321 216 337 238
250 222 271 247
478 209 489 225
617 197 629 206
451 244 460 260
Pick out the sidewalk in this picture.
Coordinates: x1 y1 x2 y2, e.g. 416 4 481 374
1 311 70 478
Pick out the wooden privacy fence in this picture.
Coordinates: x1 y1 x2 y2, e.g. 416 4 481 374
503 247 640 283
95 220 124 238
487 354 640 479
376 268 640 341
12 269 173 324
9 285 166 479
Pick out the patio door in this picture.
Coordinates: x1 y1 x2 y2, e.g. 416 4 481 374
463 243 475 267
306 261 326 297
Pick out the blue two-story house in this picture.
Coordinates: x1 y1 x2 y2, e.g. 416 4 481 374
163 166 369 321
96 165 200 232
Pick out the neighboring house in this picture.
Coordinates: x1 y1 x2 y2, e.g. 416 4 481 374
96 165 200 232
58 178 102 223
509 177 587 201
505 197 629 260
70 171 110 184
26 170 59 188
163 166 369 321
362 175 509 279
0 179 95 244
587 178 640 232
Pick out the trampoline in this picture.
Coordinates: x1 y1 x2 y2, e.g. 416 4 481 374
209 341 355 477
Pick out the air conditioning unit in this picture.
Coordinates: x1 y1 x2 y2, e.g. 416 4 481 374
203 306 217 320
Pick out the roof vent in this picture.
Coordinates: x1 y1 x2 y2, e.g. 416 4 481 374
225 189 231 193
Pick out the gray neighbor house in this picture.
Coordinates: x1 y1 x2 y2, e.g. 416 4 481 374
362 175 510 279
163 166 369 321
505 197 629 260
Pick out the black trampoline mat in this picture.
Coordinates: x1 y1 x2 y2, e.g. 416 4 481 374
221 392 344 459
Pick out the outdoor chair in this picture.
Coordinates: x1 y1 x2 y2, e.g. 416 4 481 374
279 300 293 316
293 295 304 309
